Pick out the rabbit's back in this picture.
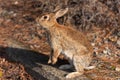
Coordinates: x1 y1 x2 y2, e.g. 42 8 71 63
50 24 93 55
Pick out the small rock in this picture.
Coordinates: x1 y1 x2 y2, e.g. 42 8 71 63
116 67 120 71
91 43 95 46
104 39 109 43
14 1 19 5
117 40 120 46
94 47 98 51
13 13 17 17
103 50 108 54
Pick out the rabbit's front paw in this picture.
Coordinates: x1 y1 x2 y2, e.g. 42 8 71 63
48 59 52 64
48 57 57 64
51 57 57 64
66 72 83 78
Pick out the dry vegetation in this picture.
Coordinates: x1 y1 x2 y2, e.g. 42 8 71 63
0 0 120 80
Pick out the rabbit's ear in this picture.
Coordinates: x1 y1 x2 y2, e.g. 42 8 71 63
55 8 68 19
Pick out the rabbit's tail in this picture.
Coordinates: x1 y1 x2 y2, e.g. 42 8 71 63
84 66 95 70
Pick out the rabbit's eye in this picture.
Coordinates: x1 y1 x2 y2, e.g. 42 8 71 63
43 16 47 19
42 15 49 21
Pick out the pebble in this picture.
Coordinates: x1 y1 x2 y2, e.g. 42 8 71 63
13 13 17 17
104 39 109 43
91 43 95 46
103 50 108 54
117 40 120 46
14 1 19 5
115 67 120 71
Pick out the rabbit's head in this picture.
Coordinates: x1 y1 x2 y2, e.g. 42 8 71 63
36 8 68 29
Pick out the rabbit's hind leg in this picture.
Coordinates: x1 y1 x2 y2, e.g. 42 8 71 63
65 55 85 78
66 72 83 78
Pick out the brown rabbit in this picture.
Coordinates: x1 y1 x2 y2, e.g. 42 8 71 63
36 8 95 78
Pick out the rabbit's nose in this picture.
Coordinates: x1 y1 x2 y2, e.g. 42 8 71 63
36 18 41 25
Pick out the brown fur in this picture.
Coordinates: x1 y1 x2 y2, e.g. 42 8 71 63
36 8 93 78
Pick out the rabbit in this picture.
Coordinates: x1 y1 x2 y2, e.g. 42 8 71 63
36 8 95 78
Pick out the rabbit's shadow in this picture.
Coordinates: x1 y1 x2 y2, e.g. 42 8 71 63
6 47 48 67
1 46 48 80
0 46 69 80
6 46 69 67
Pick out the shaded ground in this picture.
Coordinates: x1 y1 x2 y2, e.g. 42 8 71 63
0 0 120 80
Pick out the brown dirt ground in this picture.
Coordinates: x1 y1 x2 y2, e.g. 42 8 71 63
0 0 120 80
